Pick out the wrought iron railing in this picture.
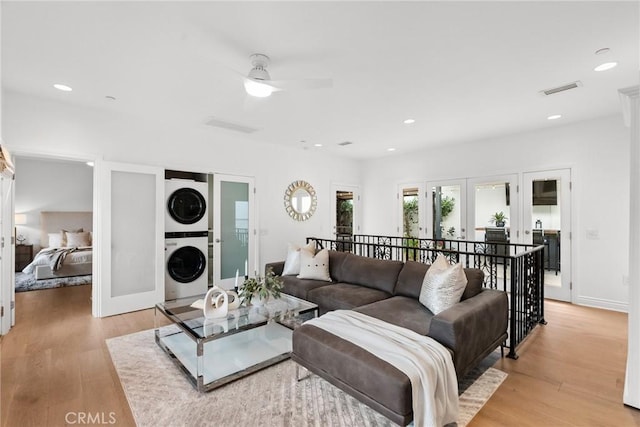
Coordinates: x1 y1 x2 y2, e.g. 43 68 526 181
306 234 546 359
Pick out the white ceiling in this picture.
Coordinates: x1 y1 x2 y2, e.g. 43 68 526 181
2 1 638 159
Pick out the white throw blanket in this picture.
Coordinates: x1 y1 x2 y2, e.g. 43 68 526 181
305 310 459 427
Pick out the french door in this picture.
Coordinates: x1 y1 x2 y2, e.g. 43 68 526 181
467 174 519 245
331 183 360 239
522 169 572 301
397 183 425 238
95 161 165 317
404 171 571 301
213 174 255 290
425 180 467 240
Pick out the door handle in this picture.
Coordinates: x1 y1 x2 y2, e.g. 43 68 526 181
525 230 531 235
215 238 222 243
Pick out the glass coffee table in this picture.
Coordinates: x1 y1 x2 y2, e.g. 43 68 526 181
155 293 318 392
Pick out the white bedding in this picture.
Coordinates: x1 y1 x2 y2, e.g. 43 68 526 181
22 246 92 274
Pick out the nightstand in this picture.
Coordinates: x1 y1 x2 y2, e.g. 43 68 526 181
15 244 33 272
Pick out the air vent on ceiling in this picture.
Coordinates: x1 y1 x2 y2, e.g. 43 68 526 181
539 81 583 96
204 117 259 134
338 141 353 146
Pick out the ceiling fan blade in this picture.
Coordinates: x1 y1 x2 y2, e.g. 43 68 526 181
266 78 333 92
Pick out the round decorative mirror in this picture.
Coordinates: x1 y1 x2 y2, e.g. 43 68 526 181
284 180 317 221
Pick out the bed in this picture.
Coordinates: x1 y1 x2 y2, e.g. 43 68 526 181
22 211 93 280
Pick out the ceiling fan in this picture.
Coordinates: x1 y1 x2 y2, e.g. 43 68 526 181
242 53 332 98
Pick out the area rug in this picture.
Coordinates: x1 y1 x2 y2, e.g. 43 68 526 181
15 272 92 292
107 329 507 426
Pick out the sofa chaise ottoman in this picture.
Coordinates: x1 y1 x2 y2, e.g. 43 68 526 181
266 250 508 425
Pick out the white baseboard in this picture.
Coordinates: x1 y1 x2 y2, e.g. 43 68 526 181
574 295 628 313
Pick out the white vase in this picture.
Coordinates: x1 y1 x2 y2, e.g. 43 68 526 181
203 286 228 319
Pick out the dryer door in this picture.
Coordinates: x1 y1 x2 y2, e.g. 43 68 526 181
167 188 206 225
167 246 207 283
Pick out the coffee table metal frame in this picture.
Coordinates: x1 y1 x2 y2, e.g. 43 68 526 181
155 293 318 392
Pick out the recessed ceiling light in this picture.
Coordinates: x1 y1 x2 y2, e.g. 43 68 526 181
547 114 562 120
314 143 323 147
387 148 396 152
594 62 618 72
105 95 116 101
53 84 72 92
403 119 415 124
86 161 95 167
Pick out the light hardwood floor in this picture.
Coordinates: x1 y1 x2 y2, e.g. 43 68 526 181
1 284 639 426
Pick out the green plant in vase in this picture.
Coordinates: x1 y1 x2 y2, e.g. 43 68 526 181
489 211 508 227
239 266 284 305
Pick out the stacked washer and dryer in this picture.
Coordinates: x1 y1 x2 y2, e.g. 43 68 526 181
165 170 209 300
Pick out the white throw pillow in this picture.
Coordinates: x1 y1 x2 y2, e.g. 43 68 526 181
419 254 467 315
65 231 91 248
61 228 83 246
48 232 64 248
282 241 316 276
297 248 332 282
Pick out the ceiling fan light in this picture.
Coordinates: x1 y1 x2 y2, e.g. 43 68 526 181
244 79 273 98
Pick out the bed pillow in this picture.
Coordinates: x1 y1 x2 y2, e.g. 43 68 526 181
282 241 316 276
61 228 83 246
419 254 467 315
48 232 64 248
66 231 91 248
298 248 331 282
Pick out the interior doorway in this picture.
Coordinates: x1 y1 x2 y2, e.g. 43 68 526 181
522 169 572 302
4 152 97 331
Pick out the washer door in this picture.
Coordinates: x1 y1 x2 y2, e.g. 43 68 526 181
167 246 206 283
167 188 207 225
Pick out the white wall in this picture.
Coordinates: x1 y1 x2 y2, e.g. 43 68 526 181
14 157 93 252
3 90 362 272
4 90 632 312
361 115 630 311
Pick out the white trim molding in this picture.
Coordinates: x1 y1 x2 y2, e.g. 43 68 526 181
574 296 628 313
620 84 640 409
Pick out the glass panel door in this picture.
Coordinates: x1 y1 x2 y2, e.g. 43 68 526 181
336 191 354 239
214 174 255 289
97 161 164 317
403 187 419 238
426 180 466 240
397 183 425 239
331 184 360 248
467 175 518 245
523 169 571 301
